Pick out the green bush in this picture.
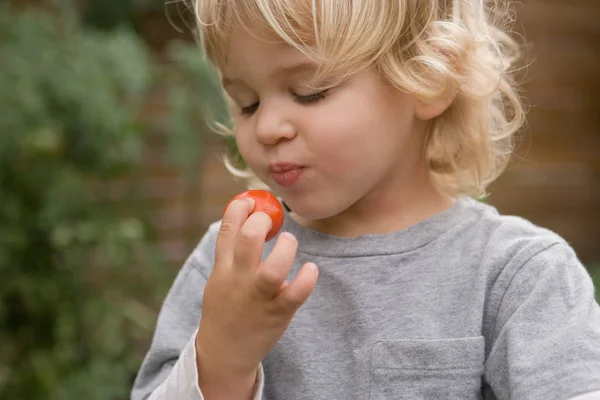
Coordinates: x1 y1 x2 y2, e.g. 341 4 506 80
0 3 224 399
589 264 600 304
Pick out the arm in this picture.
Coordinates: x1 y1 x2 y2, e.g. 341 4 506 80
146 326 265 400
131 226 266 400
128 223 216 399
485 243 600 400
132 199 318 399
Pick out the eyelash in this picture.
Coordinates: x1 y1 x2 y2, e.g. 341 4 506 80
240 89 329 115
293 90 328 104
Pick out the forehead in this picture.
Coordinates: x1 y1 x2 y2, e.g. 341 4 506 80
221 31 318 83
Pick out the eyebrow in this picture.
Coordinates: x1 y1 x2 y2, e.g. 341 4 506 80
222 61 317 87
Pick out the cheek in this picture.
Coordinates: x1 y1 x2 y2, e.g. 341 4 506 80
233 124 256 161
305 102 392 165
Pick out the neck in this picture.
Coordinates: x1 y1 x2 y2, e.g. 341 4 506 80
293 168 455 237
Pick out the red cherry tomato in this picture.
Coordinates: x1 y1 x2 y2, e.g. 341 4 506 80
224 190 284 241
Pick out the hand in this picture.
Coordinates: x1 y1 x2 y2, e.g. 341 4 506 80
195 198 318 399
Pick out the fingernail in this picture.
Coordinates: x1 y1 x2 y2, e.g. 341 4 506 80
306 262 318 272
280 231 295 240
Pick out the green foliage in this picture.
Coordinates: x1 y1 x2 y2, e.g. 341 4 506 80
0 4 222 399
588 264 600 304
161 40 231 179
161 41 245 173
80 0 164 31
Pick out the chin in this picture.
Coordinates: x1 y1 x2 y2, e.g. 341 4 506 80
282 197 346 222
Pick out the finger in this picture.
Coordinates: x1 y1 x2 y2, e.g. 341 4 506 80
233 211 272 271
254 232 297 299
275 262 318 312
215 198 255 266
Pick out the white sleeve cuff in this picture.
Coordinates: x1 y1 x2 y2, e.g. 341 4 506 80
570 391 600 400
149 328 264 400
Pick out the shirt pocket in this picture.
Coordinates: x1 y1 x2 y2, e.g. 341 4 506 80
369 336 485 400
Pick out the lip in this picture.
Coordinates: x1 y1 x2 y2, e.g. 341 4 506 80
269 162 306 187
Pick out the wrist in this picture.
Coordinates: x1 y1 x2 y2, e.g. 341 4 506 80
195 332 259 400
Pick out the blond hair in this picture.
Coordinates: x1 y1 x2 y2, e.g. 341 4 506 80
192 0 525 197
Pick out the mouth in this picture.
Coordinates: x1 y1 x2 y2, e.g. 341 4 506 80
269 163 306 187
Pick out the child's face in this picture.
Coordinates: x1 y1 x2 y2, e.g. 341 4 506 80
222 30 435 225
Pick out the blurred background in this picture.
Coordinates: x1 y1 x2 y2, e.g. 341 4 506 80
0 0 598 398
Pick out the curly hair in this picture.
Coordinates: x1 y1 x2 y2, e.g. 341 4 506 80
192 0 526 197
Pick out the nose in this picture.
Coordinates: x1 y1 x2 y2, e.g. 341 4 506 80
254 100 296 145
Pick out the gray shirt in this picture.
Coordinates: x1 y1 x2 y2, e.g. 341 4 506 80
132 196 600 399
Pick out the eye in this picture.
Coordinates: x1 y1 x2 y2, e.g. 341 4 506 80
240 102 259 115
292 89 329 105
238 88 329 116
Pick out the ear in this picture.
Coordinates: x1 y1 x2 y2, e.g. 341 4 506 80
415 96 454 121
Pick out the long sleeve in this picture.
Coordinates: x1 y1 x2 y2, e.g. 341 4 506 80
131 222 265 400
147 327 265 400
